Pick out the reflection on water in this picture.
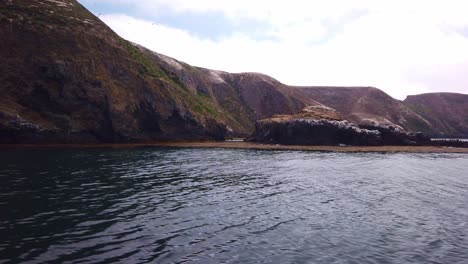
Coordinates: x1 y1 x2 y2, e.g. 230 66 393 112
1 148 468 263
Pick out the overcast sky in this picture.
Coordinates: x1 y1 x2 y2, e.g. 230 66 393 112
78 0 468 99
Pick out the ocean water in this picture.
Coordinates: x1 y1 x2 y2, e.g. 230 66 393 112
1 148 467 264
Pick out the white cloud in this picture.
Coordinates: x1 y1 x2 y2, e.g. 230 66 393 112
94 0 468 99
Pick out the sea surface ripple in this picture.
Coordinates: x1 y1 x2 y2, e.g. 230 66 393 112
0 148 467 263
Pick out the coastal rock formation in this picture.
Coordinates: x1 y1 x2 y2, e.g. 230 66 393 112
358 124 431 146
0 0 467 144
247 106 431 146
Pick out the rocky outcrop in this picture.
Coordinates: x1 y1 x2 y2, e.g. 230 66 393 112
247 118 382 146
247 106 431 146
358 125 431 146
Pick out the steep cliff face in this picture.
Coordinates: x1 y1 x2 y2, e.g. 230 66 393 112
404 93 468 137
0 0 227 143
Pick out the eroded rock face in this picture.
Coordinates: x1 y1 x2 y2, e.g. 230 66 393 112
247 107 431 146
247 119 382 146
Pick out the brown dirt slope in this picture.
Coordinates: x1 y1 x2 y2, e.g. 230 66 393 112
290 86 434 133
404 93 468 137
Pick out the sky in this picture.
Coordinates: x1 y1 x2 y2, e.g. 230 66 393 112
78 0 468 99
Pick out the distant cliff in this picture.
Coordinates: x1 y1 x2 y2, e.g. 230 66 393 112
404 93 468 138
290 86 434 134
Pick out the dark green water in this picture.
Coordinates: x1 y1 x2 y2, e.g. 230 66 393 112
1 148 468 263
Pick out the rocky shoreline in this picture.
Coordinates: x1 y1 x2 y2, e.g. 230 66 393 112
246 106 433 146
1 141 467 153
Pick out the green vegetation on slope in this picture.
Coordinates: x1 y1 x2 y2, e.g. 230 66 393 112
0 1 98 29
119 38 222 120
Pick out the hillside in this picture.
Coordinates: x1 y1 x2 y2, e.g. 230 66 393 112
404 93 468 137
0 0 231 143
0 0 323 142
1 0 466 144
139 48 322 136
141 48 435 136
291 86 434 133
